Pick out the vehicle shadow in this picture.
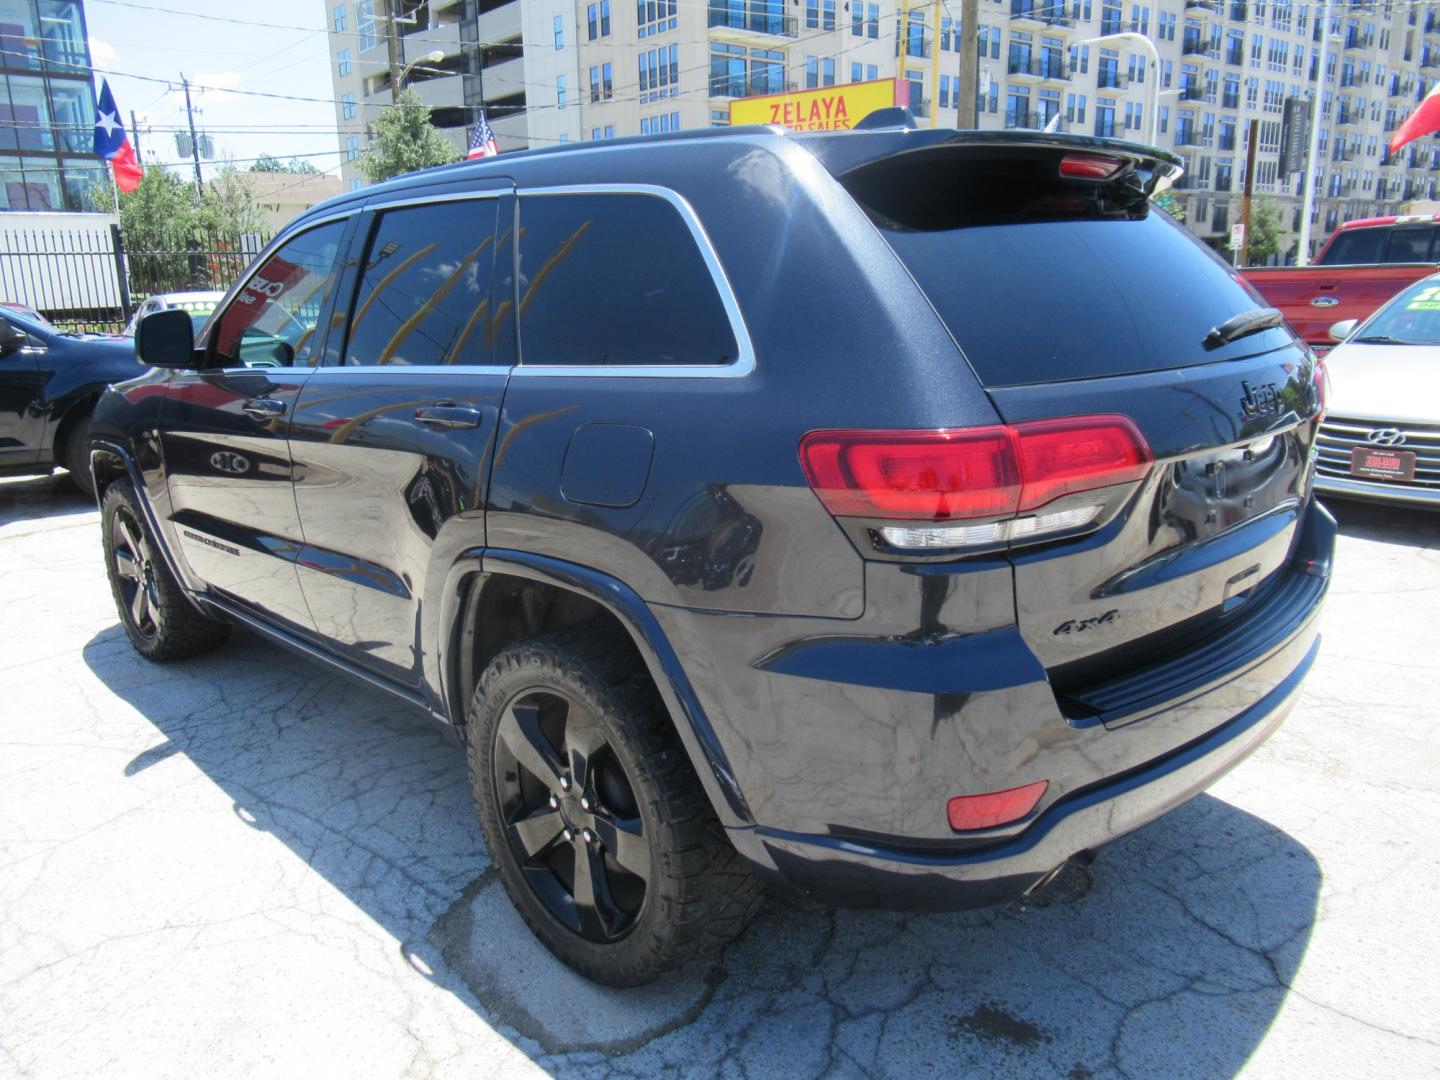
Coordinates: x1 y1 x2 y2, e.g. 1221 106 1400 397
1323 495 1437 548
0 471 94 531
82 623 1321 1077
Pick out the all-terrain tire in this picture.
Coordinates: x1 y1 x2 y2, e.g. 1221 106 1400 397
101 479 230 660
467 621 764 986
60 411 95 498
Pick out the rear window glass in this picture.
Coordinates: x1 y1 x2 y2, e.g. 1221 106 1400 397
516 192 739 367
854 152 1288 386
1320 225 1440 265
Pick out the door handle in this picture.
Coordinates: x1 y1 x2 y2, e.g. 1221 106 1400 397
242 397 287 420
414 404 483 429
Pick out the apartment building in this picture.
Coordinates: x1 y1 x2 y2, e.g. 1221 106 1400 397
0 0 104 212
326 0 1440 254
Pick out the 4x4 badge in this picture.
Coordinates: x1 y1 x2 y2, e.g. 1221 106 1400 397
1053 610 1119 636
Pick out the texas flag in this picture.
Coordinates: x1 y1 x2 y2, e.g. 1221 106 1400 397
93 79 143 193
1390 81 1440 156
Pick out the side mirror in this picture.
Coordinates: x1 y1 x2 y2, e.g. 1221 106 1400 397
1328 318 1358 343
0 319 29 358
136 308 197 368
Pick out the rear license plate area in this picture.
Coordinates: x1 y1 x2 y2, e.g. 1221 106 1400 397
1350 447 1416 482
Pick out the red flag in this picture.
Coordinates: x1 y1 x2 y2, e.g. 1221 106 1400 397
108 140 143 193
1390 81 1440 155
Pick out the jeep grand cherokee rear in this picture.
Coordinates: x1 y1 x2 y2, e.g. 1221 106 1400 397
96 126 1330 987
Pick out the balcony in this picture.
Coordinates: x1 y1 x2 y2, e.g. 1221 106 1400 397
1180 83 1206 101
1229 1 1246 18
1218 132 1236 149
707 5 798 37
1005 108 1047 128
1176 127 1206 146
1389 76 1404 97
1011 1 1075 26
1182 34 1207 55
1185 0 1221 10
1222 91 1240 108
1343 32 1374 50
1099 15 1123 35
1008 56 1070 80
1097 69 1123 89
1225 45 1244 65
1093 118 1117 137
1335 107 1358 125
1215 174 1233 191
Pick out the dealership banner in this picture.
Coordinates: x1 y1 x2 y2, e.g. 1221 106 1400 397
729 78 903 132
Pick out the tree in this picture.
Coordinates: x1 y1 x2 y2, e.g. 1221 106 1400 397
1245 197 1289 264
358 88 461 184
250 153 321 174
87 163 265 293
1151 190 1186 222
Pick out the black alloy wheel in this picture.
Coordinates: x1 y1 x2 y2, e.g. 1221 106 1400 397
492 687 651 943
110 503 159 640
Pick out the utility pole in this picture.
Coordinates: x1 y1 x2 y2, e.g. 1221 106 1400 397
129 109 142 161
1296 0 1334 265
1239 117 1260 267
386 0 403 102
957 0 979 128
929 0 941 128
180 74 203 193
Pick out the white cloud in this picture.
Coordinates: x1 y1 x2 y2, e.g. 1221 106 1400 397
88 36 116 66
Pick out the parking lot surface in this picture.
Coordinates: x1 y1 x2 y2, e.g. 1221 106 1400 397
1 473 1437 1079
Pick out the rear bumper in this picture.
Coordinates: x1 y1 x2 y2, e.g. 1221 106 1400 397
1316 473 1440 509
729 634 1319 910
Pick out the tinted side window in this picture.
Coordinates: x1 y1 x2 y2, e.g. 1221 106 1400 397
344 199 499 367
212 220 348 368
1318 227 1390 265
1385 227 1437 263
516 192 739 366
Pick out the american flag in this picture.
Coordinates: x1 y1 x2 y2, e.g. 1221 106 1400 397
467 112 499 159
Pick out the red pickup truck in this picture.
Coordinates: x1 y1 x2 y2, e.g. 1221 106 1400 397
1240 215 1440 348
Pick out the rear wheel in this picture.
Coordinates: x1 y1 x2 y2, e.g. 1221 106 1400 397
467 622 762 986
59 411 95 497
102 480 230 660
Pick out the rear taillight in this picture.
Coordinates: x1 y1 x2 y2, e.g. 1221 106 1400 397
799 416 1152 551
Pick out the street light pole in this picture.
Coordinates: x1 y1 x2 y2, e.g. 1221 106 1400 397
1080 32 1159 144
1296 0 1335 266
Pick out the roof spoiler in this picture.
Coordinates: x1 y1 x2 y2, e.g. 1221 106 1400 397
798 129 1184 202
853 107 918 131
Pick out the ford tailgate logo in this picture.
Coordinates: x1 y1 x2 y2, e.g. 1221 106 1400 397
1309 296 1340 308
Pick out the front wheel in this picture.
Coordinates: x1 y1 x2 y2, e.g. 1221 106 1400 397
101 479 230 660
466 622 762 986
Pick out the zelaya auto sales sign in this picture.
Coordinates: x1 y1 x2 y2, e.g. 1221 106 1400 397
729 78 903 132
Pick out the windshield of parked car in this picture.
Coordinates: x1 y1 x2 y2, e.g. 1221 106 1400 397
1352 279 1440 344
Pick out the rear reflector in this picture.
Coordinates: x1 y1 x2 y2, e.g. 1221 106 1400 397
1059 153 1124 180
799 416 1152 527
947 780 1049 831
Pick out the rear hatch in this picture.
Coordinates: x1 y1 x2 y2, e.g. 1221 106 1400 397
816 131 1323 722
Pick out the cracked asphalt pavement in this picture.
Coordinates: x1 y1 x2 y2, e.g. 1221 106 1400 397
2 473 1437 1079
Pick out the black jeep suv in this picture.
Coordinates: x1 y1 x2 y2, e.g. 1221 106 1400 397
89 125 1332 986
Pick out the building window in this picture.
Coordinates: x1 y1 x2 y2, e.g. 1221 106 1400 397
867 64 878 80
823 0 836 30
939 74 951 108
341 92 356 120
806 0 818 29
806 55 818 89
604 61 613 98
349 178 363 192
337 48 351 76
345 135 360 161
557 75 566 108
588 3 598 39
591 65 601 101
638 0 678 37
822 57 835 86
602 0 611 35
332 3 347 32
554 14 564 48
852 5 863 35
867 3 879 38
357 1 377 51
852 60 863 81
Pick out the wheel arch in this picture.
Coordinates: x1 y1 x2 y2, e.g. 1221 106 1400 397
441 549 754 828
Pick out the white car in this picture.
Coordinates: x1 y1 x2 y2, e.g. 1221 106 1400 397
122 291 223 337
1314 273 1440 508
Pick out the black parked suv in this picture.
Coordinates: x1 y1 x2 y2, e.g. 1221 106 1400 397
90 125 1332 986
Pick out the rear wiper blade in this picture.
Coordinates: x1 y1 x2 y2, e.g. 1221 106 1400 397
1351 334 1418 345
1203 308 1285 349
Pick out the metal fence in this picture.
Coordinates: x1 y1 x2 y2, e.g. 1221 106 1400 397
0 223 270 335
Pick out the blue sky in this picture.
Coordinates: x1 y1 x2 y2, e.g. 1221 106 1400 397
84 0 340 178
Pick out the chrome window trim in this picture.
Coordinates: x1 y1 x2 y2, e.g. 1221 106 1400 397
508 183 756 379
362 189 509 212
306 365 512 376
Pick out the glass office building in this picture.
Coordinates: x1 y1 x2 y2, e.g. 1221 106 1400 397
0 0 105 211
